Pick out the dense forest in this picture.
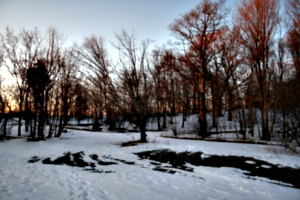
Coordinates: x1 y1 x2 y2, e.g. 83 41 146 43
0 0 299 147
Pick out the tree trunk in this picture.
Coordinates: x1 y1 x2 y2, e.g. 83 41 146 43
18 95 23 136
261 75 270 140
261 107 269 140
38 113 45 139
162 107 167 129
157 112 162 131
211 83 216 128
2 117 9 138
0 95 5 121
47 122 53 138
227 90 233 121
282 108 286 139
181 112 185 128
199 77 208 138
31 115 37 138
192 88 197 114
24 90 30 133
139 122 147 142
217 94 223 117
55 115 64 138
156 100 162 131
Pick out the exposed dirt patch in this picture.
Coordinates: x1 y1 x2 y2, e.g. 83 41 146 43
29 152 116 173
29 150 300 189
135 149 300 189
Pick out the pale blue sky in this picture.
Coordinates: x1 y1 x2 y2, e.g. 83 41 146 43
0 0 239 49
0 0 242 85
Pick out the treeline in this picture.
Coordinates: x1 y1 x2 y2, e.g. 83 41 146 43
0 0 299 144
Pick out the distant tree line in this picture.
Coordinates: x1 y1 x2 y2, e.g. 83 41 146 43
0 0 299 145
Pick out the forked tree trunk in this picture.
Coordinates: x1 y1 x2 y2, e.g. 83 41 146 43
47 122 53 138
55 115 64 138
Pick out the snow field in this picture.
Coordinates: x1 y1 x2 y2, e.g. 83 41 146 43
0 126 300 200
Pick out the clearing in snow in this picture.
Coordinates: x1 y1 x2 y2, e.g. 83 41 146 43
1 126 300 200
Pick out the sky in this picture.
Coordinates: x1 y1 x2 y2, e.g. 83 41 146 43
0 0 237 85
0 0 241 51
0 0 204 47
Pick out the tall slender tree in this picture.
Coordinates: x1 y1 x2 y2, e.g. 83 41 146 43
169 0 229 137
285 0 300 78
76 35 111 126
54 50 79 137
235 0 280 140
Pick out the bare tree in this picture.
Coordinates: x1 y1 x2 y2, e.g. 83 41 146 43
113 30 153 142
169 0 229 137
26 60 50 139
0 78 5 121
73 83 89 125
150 48 167 131
0 79 11 138
213 25 249 127
76 35 111 127
235 0 280 140
0 50 5 120
0 27 42 136
43 27 66 120
285 0 300 78
54 50 79 137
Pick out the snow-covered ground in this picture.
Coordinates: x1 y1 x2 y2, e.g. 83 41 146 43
0 125 300 200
